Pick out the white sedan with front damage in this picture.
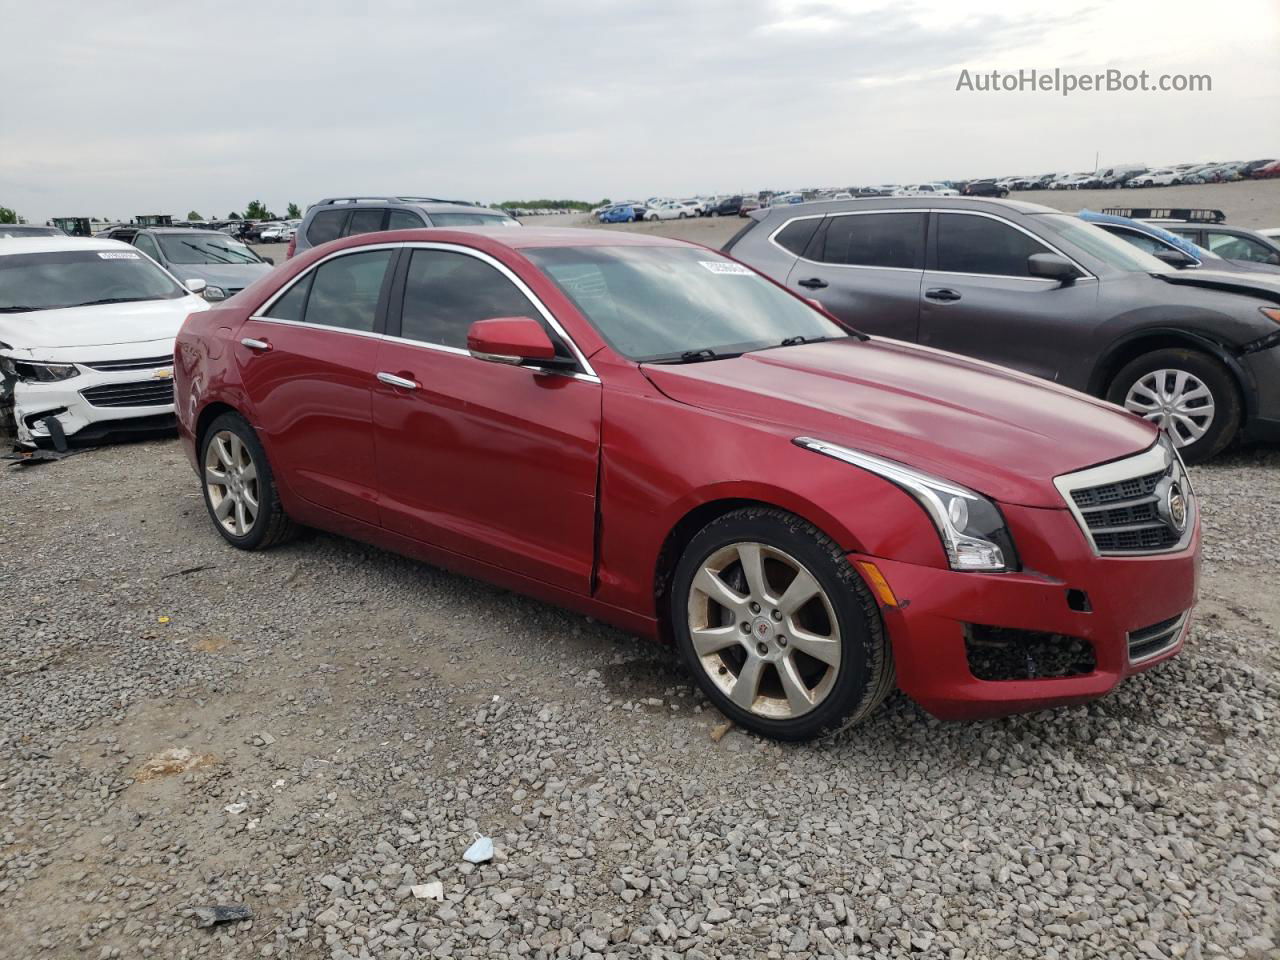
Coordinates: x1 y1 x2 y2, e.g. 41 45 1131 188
0 237 209 449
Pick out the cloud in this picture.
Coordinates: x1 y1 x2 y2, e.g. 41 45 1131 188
0 0 1276 222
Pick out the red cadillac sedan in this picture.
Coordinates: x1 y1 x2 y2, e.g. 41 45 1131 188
174 227 1199 740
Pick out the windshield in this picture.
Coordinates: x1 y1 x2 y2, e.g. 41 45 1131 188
1037 214 1172 273
524 245 848 361
159 233 263 265
428 213 520 227
0 249 186 312
1 226 62 238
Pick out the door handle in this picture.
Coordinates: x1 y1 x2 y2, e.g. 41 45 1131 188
924 288 962 302
377 372 419 390
240 337 272 351
797 277 828 289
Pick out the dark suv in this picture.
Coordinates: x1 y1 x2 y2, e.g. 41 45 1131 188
725 197 1280 462
291 196 520 258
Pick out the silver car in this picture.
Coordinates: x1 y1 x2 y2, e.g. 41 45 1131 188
99 227 274 302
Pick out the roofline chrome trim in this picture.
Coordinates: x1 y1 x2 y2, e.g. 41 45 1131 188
766 207 1097 283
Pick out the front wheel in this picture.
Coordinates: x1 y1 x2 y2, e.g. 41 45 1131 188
200 412 298 549
671 507 894 741
1106 348 1241 464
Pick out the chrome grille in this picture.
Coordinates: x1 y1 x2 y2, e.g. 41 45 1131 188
1128 611 1189 664
1054 442 1194 556
79 380 174 408
82 355 173 372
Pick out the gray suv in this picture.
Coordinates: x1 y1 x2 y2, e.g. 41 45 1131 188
725 197 1280 462
292 196 520 257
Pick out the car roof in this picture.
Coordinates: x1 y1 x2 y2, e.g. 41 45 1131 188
751 196 1059 217
0 236 136 257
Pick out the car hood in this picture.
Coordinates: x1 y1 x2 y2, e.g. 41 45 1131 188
641 338 1157 508
169 262 273 289
0 295 209 354
1152 267 1280 304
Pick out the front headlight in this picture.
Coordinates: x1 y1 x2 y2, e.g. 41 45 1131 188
203 285 228 302
11 360 80 383
794 437 1016 572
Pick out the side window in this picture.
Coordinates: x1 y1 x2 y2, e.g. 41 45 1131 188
133 233 162 260
345 209 386 237
1207 232 1277 263
936 213 1052 277
1105 227 1166 256
400 250 543 351
820 213 925 269
264 273 313 322
306 210 348 246
300 250 392 332
773 218 820 257
387 209 425 231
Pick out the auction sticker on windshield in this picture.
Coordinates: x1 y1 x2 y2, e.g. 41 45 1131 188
700 261 753 275
97 251 140 259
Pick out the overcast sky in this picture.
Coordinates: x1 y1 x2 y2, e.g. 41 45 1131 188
1 0 1277 223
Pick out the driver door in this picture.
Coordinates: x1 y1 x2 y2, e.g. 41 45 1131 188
372 245 601 593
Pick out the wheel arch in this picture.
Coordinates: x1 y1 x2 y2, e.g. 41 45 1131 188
194 400 243 452
1089 327 1253 417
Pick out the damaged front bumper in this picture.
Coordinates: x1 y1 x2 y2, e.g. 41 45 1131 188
1 339 178 449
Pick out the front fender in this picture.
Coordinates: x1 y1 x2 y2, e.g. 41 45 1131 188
593 372 947 618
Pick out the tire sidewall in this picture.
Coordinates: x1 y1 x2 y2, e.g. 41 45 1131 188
670 510 883 740
1106 348 1241 463
199 412 278 549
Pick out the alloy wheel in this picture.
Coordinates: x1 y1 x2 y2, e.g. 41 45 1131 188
1123 368 1216 447
686 541 841 720
204 430 260 537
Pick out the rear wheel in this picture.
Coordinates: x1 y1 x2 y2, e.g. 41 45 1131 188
200 412 297 550
671 507 893 741
1106 348 1241 463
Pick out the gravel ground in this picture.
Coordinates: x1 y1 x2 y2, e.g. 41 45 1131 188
1 432 1278 959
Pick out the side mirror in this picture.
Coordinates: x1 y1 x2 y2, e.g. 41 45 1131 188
185 278 208 294
1027 253 1078 284
1152 249 1197 269
467 316 561 366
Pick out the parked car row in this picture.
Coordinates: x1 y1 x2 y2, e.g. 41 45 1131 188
9 188 1278 743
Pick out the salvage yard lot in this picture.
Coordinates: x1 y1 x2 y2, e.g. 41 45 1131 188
2 443 1278 958
2 181 1279 960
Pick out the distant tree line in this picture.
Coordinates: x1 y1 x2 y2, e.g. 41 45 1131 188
494 199 599 212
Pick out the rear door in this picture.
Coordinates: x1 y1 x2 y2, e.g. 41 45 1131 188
237 246 397 524
778 210 926 340
371 245 600 593
917 211 1098 383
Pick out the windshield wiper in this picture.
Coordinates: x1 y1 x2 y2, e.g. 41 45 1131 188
648 348 737 364
74 296 156 306
0 305 42 313
181 241 237 264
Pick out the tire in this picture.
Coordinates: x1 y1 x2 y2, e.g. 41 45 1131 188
670 507 894 741
199 411 298 550
998 189 1009 198
1106 348 1241 464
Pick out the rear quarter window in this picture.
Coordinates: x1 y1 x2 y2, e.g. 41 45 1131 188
773 218 821 257
306 210 348 246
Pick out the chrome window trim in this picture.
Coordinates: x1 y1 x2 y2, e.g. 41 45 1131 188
1053 441 1196 557
767 207 1096 282
930 210 1097 282
249 241 600 382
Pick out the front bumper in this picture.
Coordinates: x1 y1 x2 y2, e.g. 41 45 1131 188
857 501 1200 720
1240 341 1280 443
7 349 177 448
